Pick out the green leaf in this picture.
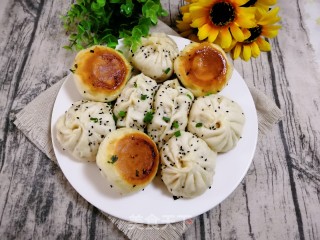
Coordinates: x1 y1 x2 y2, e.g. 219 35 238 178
77 24 85 34
97 0 106 7
120 0 134 17
63 45 72 50
142 1 160 24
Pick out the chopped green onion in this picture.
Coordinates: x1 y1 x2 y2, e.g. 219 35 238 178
196 122 203 128
174 130 181 137
108 155 118 164
141 94 147 100
143 111 154 123
163 68 170 74
186 94 193 100
162 116 170 123
118 111 126 118
90 117 98 123
172 120 179 129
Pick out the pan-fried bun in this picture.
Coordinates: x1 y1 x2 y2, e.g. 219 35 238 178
72 45 132 102
96 128 159 194
174 42 233 97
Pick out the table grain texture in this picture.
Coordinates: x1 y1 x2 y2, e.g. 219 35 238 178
1 0 320 239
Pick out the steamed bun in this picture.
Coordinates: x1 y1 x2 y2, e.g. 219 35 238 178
56 100 115 162
129 33 179 82
113 73 158 131
188 94 245 153
147 79 194 149
161 131 216 198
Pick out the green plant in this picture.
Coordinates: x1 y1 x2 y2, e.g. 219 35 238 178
62 0 168 51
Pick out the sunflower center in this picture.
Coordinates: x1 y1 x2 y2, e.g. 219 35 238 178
210 2 235 26
243 26 262 43
241 0 257 7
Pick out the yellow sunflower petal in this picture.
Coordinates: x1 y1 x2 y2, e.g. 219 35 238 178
258 7 281 25
208 28 219 42
183 13 192 23
197 0 213 5
236 7 257 28
256 37 271 51
230 23 245 42
255 3 270 14
219 28 232 49
251 42 261 58
189 7 209 19
189 4 208 12
180 5 190 14
262 26 280 38
233 43 242 59
198 23 211 40
190 17 207 28
242 28 251 39
224 39 237 52
180 30 194 38
242 45 252 61
260 0 277 5
176 20 191 31
233 0 249 6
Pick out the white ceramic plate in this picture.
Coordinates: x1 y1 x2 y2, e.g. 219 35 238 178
51 36 258 224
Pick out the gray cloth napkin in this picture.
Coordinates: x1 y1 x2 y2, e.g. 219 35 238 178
14 21 282 240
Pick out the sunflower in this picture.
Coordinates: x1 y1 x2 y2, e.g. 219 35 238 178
227 7 281 61
183 0 257 49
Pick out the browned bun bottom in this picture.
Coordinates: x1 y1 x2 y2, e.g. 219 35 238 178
96 128 159 194
72 45 132 102
174 42 233 97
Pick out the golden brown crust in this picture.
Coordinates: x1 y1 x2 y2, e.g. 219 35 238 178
114 132 159 185
174 42 233 97
96 128 159 194
73 45 132 102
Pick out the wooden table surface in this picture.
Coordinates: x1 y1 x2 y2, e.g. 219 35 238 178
1 0 320 239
